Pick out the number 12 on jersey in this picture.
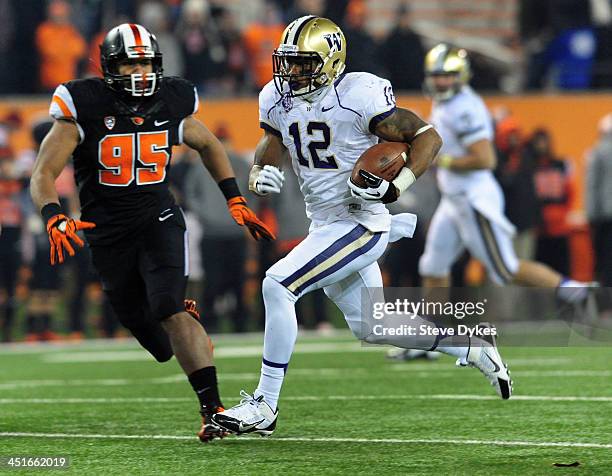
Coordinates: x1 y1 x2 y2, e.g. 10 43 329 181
288 122 338 169
98 131 170 186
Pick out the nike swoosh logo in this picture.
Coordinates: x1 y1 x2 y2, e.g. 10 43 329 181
158 213 174 222
154 120 169 126
238 419 264 432
483 352 501 373
367 191 381 198
322 105 335 112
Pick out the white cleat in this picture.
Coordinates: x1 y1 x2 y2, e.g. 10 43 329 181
458 324 513 400
211 390 278 436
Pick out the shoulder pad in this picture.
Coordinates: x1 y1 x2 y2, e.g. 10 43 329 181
54 78 107 121
159 77 199 118
259 81 280 107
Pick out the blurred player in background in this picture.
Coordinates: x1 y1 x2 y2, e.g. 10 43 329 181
23 120 70 342
0 140 24 343
587 114 612 315
213 16 513 438
29 23 274 441
419 44 595 296
387 44 597 362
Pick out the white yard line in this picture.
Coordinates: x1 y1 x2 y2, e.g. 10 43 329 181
1 394 612 404
40 343 383 363
0 331 353 355
0 432 610 449
2 367 612 390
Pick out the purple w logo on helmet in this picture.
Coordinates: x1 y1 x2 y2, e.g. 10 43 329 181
324 33 342 51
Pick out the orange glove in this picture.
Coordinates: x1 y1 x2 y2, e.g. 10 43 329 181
227 196 276 241
46 214 96 265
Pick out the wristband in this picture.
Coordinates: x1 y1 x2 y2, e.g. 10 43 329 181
414 124 433 138
437 154 453 168
391 168 417 194
248 165 263 194
41 203 63 224
218 177 241 200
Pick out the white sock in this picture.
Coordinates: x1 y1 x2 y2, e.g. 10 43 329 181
254 276 298 411
255 363 285 411
557 278 591 303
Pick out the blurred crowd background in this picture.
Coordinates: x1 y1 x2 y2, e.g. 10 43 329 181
2 0 612 95
1 0 612 342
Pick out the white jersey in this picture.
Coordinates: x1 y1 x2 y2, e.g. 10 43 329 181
431 86 496 196
258 72 396 232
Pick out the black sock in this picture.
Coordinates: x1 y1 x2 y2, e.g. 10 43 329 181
40 313 51 332
188 366 223 412
25 314 38 334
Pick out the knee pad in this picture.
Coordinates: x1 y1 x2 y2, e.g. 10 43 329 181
107 300 174 363
127 321 173 362
149 292 182 322
262 275 297 305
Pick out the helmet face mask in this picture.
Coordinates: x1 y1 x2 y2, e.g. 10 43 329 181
273 16 346 98
273 46 324 97
424 44 471 101
100 24 163 97
424 72 462 101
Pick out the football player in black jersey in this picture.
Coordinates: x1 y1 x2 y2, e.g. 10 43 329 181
30 23 275 442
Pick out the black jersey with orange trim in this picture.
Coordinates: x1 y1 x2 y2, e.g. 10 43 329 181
49 77 198 246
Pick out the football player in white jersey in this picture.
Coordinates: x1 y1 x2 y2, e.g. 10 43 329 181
418 45 593 302
213 18 513 437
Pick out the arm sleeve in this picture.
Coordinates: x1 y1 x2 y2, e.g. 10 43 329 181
178 85 200 145
356 76 397 135
453 100 493 147
49 84 84 143
49 84 77 120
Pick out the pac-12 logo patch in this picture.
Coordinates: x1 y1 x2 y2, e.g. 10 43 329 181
282 93 293 112
104 116 115 130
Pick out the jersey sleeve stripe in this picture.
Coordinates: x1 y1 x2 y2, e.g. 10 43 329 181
459 128 491 147
50 84 77 119
457 126 485 139
178 118 186 145
260 121 282 137
368 107 396 134
52 96 74 119
192 86 199 114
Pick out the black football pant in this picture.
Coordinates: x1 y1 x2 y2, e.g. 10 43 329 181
90 206 188 362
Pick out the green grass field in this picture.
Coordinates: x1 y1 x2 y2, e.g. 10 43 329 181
1 332 611 475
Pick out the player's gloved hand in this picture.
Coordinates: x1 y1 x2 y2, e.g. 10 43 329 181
227 196 276 241
249 165 285 195
347 171 398 204
46 214 96 265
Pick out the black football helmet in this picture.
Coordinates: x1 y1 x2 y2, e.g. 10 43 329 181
100 23 163 97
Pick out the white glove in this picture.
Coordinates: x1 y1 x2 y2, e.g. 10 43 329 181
249 165 285 195
347 172 392 202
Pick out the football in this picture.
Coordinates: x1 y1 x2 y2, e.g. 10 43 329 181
350 142 410 187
